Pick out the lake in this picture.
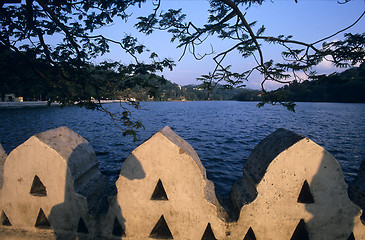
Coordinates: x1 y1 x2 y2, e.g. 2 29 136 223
0 101 364 199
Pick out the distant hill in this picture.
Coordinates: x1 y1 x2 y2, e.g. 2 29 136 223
231 89 262 101
114 75 243 101
155 81 242 101
272 63 365 103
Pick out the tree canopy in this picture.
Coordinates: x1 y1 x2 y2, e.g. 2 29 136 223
135 0 364 109
272 62 365 103
1 0 364 137
0 0 175 139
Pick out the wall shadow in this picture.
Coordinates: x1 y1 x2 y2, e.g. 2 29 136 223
231 128 363 239
47 145 145 239
303 152 359 240
119 154 146 180
0 143 6 189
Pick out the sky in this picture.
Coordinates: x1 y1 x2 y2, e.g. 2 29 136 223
93 0 365 90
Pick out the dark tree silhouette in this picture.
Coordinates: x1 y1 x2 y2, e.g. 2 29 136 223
0 0 175 139
1 0 364 137
135 0 365 110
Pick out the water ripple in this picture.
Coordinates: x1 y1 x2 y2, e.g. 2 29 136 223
1 101 364 198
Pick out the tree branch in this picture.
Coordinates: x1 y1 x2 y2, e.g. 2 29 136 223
80 34 140 64
219 0 273 88
312 10 365 45
35 0 82 61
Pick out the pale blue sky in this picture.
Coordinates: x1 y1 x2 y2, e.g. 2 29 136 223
94 0 365 90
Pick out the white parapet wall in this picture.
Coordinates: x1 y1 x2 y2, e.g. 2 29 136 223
106 126 228 240
0 127 109 239
0 126 364 239
230 128 364 240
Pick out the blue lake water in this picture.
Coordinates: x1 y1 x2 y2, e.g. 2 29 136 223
0 101 364 198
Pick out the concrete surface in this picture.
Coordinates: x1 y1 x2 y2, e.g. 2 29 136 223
111 126 228 240
0 127 109 238
229 128 364 240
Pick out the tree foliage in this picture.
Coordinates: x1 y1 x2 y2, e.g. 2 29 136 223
232 89 261 102
0 0 174 139
135 0 365 109
154 80 241 101
272 62 365 103
1 0 364 138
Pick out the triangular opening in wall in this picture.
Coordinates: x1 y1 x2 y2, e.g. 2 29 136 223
1 210 11 226
243 227 257 240
297 180 314 204
201 223 217 240
347 232 355 240
290 219 309 240
149 215 173 239
112 217 126 237
30 175 47 197
151 179 168 201
35 208 51 229
77 217 89 234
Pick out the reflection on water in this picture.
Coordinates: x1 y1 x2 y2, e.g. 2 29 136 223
0 101 364 198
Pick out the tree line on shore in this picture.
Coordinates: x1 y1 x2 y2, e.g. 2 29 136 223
165 62 365 103
1 43 364 103
270 63 365 103
0 45 241 102
234 63 365 103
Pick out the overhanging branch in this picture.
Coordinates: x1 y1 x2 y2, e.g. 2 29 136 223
35 0 82 61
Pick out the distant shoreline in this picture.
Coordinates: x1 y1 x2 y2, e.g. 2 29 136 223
0 100 127 109
0 101 60 109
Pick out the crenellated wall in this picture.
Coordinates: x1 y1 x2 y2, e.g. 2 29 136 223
0 127 109 239
229 128 364 240
0 126 364 239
